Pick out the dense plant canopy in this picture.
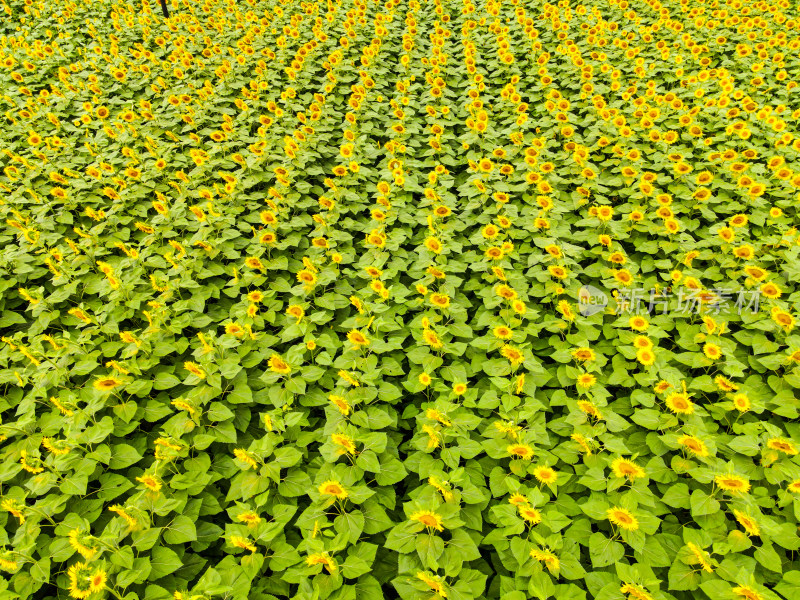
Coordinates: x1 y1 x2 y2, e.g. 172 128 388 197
1 0 800 598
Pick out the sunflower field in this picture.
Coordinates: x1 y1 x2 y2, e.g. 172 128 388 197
2 0 800 598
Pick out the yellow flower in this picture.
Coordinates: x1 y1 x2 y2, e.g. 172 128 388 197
611 458 646 481
620 583 653 600
533 465 557 484
507 444 534 460
607 507 639 531
268 354 291 375
136 475 162 493
328 394 350 416
237 511 262 528
234 448 258 469
636 348 656 366
665 392 694 415
347 329 370 347
678 435 709 457
93 376 123 392
416 572 447 598
230 535 257 552
731 585 764 600
88 568 107 594
530 548 560 573
572 347 595 362
67 562 94 599
184 361 205 379
319 480 348 499
767 437 798 456
733 509 759 536
331 433 357 455
410 509 445 532
686 542 713 573
715 474 750 494
2 499 25 524
68 529 98 559
109 505 139 530
500 344 524 365
225 322 245 337
285 304 305 321
306 552 337 574
518 506 542 524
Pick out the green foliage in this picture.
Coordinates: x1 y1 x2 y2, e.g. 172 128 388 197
0 0 800 599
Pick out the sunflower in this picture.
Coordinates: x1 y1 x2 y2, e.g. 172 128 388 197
665 392 694 415
732 393 751 412
678 435 709 457
495 284 517 300
297 269 318 285
410 510 444 532
88 568 107 594
613 269 633 286
620 583 654 600
225 322 245 337
577 400 603 420
268 354 291 375
533 466 557 484
703 343 722 360
423 329 443 349
654 380 672 394
500 345 524 365
767 437 798 456
611 458 646 481
136 474 161 492
636 348 656 366
93 376 123 392
416 572 448 597
319 480 348 499
715 474 750 494
493 326 513 340
507 444 534 460
572 347 595 362
184 361 206 379
306 552 337 574
237 511 262 528
686 542 714 573
577 373 596 389
418 372 432 387
67 562 94 599
607 507 639 530
714 375 738 392
430 293 450 309
518 505 542 524
733 509 760 536
508 493 529 506
230 535 257 552
629 315 649 331
760 282 782 299
331 433 356 455
347 330 370 347
771 309 795 332
424 237 443 254
329 394 350 416
731 585 764 600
